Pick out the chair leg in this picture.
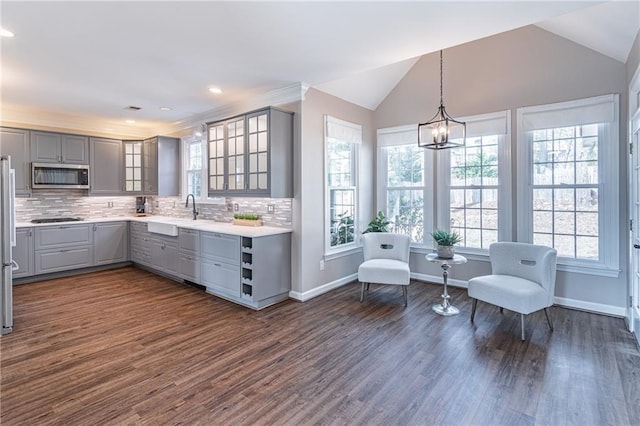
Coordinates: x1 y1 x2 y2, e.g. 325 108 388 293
470 298 478 322
500 307 504 314
521 314 526 341
402 286 408 307
544 308 553 331
360 282 366 302
367 283 370 291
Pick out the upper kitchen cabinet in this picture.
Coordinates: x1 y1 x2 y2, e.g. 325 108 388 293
123 137 178 196
0 127 31 196
143 136 179 196
30 131 89 164
207 107 293 198
90 137 123 195
123 140 143 194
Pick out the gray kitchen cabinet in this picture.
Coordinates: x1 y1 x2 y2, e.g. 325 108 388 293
13 228 34 279
200 231 240 298
132 222 179 276
35 246 93 275
90 137 123 195
201 257 240 298
0 127 31 196
239 234 291 308
130 233 152 266
207 106 293 197
143 136 179 196
122 137 178 196
178 228 200 282
31 131 89 164
149 236 178 276
123 140 143 193
35 223 93 249
34 223 93 274
93 222 129 265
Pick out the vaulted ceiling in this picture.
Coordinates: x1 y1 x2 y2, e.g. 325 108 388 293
1 1 638 137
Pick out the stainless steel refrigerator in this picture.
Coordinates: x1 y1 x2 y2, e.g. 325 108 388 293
1 155 16 335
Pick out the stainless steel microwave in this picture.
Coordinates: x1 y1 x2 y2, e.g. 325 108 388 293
31 163 90 189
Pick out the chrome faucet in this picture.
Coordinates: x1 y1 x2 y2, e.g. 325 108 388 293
185 194 198 220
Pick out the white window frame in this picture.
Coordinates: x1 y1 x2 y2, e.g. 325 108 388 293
376 124 434 248
436 110 512 256
181 135 226 205
324 115 361 256
517 94 620 277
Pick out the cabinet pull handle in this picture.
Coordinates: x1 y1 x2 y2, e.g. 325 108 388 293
214 263 221 267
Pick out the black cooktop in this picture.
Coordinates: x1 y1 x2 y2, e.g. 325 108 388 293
30 217 84 224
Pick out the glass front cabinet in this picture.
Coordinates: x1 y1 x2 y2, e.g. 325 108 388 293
207 107 293 197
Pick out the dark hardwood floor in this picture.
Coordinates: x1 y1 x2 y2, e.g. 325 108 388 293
1 266 638 425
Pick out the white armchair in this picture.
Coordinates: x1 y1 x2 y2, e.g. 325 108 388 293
467 242 557 340
358 233 411 306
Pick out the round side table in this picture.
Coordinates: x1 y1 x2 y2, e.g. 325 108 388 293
425 253 467 316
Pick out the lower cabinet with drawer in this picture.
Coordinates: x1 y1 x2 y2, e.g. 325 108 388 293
35 245 93 275
178 228 200 282
129 223 292 310
200 257 240 298
34 223 94 275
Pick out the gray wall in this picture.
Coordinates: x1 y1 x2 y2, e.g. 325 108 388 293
292 88 374 295
374 25 629 312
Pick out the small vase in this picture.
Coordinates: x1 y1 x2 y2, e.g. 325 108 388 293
436 245 454 259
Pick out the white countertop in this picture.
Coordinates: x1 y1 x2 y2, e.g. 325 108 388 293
17 215 292 238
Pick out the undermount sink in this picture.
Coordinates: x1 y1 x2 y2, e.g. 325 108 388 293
147 221 179 236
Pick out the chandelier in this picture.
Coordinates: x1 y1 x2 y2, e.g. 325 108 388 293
418 50 466 150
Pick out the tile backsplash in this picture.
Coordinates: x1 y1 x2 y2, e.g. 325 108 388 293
15 191 292 228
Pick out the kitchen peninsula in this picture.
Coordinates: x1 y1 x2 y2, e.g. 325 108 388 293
14 216 292 310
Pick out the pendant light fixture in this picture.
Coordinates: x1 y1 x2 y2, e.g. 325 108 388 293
418 50 466 150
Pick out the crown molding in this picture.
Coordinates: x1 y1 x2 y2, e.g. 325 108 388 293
1 82 309 139
0 105 154 139
153 82 309 136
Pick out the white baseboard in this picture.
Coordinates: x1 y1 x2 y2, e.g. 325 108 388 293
411 272 468 288
290 273 626 318
289 273 358 302
553 296 626 317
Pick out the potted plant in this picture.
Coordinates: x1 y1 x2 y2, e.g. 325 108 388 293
233 213 263 227
431 229 462 259
363 211 391 233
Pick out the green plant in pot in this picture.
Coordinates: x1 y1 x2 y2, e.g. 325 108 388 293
363 211 391 233
431 229 462 259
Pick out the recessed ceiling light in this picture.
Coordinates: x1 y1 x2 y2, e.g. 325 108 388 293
1 28 15 38
209 87 223 94
159 106 172 111
125 119 136 124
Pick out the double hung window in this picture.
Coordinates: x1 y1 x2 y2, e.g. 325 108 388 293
377 125 431 244
437 111 511 252
325 116 361 252
517 94 619 274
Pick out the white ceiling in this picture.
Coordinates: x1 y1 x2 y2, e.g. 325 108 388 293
0 1 638 137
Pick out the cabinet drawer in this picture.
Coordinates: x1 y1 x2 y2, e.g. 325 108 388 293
131 247 151 266
35 245 93 274
35 224 92 249
179 228 200 253
200 232 239 263
201 258 240 297
130 222 148 234
179 253 200 282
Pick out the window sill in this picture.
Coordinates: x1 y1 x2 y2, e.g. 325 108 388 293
324 245 362 261
412 246 619 277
